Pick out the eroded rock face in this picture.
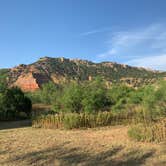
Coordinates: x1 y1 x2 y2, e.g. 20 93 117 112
12 70 51 91
13 73 40 92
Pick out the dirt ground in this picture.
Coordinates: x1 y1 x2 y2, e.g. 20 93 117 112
0 121 166 166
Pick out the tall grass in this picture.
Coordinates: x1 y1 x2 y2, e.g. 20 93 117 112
32 111 133 129
152 118 166 142
128 118 166 142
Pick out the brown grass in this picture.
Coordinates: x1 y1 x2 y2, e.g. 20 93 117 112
0 123 166 166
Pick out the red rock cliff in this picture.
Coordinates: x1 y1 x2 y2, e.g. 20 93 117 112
13 73 40 92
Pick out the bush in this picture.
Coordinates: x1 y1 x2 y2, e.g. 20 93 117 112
27 82 60 104
31 79 166 130
40 82 60 104
135 82 166 121
29 78 166 117
61 83 83 113
0 87 32 120
108 84 134 112
82 78 111 113
52 78 111 113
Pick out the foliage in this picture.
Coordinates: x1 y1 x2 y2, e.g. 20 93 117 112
0 78 7 93
81 78 111 113
30 78 166 119
0 69 9 80
107 84 134 112
0 87 32 120
27 82 60 104
32 79 166 135
40 82 60 104
60 83 83 113
132 81 166 122
52 78 111 113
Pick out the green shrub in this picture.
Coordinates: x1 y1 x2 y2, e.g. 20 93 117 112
0 87 32 120
31 79 166 128
27 82 60 104
52 78 111 113
61 83 83 113
108 84 134 112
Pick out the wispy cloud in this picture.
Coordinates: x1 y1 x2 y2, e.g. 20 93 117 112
79 27 110 37
97 23 166 70
127 54 166 71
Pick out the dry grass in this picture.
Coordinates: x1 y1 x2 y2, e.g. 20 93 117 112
0 122 166 166
32 112 132 129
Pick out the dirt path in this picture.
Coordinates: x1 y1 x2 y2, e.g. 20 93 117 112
0 125 165 166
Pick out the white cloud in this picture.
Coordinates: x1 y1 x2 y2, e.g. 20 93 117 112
127 54 166 71
79 27 110 37
98 49 117 58
97 23 166 70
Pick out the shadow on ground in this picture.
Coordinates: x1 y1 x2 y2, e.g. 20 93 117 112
1 142 156 166
0 120 31 130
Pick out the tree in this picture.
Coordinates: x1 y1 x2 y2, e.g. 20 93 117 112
107 84 134 111
60 83 83 113
0 87 32 120
0 77 7 93
53 78 111 113
82 78 111 113
40 82 59 104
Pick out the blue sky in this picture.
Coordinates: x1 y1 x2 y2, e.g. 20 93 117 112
0 0 166 70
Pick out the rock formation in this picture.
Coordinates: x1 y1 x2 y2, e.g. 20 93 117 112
1 57 166 91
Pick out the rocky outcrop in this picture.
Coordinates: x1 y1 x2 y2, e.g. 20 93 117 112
13 73 40 92
1 56 166 91
12 72 50 92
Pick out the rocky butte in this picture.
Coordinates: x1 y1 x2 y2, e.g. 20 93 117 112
1 57 166 92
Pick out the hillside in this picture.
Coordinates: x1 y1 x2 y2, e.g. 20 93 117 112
1 57 166 91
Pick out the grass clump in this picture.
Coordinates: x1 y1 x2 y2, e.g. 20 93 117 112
128 124 154 142
128 119 166 143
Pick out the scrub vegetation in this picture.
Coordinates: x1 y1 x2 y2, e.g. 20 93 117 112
26 78 166 143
